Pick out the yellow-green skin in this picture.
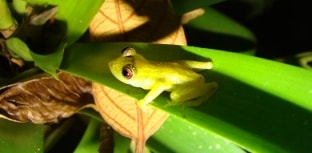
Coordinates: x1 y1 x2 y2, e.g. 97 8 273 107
109 47 217 108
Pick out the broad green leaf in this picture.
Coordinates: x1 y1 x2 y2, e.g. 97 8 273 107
149 116 245 153
60 42 312 152
0 119 44 153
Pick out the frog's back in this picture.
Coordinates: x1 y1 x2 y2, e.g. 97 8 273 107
137 61 204 85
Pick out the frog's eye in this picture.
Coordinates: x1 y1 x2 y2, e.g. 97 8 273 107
122 47 136 57
122 64 135 79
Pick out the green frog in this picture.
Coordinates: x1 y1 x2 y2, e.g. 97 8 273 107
109 47 217 108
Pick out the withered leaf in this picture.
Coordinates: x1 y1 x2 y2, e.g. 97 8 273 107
0 72 94 124
29 6 59 26
89 0 186 45
93 83 169 153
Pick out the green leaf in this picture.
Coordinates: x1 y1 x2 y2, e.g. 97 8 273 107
113 132 131 153
30 41 66 78
186 6 255 42
0 119 44 153
11 0 27 15
60 42 312 153
183 6 256 54
5 37 33 61
149 116 245 153
0 0 15 29
171 0 226 14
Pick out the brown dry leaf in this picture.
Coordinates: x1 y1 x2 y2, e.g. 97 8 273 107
89 0 186 45
93 83 168 153
0 72 94 123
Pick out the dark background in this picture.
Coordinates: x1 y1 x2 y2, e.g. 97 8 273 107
213 0 312 58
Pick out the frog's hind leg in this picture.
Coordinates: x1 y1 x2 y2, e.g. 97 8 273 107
168 81 218 107
176 60 213 70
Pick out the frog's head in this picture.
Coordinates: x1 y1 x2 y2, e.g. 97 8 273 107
108 47 146 85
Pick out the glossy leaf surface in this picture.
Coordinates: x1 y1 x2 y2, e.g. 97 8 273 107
0 120 44 153
61 42 312 152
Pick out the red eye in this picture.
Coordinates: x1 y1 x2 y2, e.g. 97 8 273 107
122 64 135 79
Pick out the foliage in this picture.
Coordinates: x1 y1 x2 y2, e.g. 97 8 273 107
1 0 312 153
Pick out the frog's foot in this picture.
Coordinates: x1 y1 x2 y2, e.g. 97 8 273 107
137 99 153 112
165 99 201 107
179 94 211 107
165 95 209 107
138 100 146 108
176 60 213 70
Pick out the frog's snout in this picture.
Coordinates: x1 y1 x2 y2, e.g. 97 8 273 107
108 61 117 76
108 61 114 70
108 61 121 76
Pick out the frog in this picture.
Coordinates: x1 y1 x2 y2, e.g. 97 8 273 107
108 47 218 108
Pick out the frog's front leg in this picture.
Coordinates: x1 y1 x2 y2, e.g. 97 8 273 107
176 60 213 70
137 83 168 108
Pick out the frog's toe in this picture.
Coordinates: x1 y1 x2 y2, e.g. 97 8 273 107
137 100 150 109
137 100 154 112
137 100 146 108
